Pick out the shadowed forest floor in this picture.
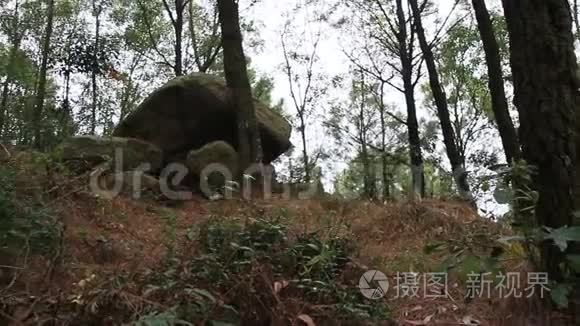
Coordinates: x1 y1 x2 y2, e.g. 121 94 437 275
0 151 569 325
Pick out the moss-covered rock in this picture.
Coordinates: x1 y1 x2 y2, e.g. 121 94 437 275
187 141 238 176
113 73 292 164
57 136 163 172
186 141 238 190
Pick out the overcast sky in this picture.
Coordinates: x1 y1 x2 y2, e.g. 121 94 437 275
246 0 505 108
241 0 508 214
244 0 462 169
248 0 456 98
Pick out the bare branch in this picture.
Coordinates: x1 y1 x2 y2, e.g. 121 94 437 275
162 0 177 25
343 51 381 81
136 0 175 69
370 88 408 125
374 0 400 38
300 33 321 112
281 30 304 116
428 0 466 49
411 57 424 88
188 0 202 70
201 40 222 72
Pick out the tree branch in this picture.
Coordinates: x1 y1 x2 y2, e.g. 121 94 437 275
162 0 177 25
137 0 175 69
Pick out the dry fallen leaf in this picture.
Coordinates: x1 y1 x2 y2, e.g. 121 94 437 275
274 280 289 294
297 314 316 326
403 313 434 325
461 315 481 325
410 305 423 312
404 305 423 317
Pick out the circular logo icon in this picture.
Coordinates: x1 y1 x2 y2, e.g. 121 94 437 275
359 270 389 299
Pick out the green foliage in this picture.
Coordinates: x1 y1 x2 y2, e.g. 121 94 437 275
421 17 509 198
424 235 502 283
490 160 537 223
140 214 389 323
499 225 580 309
543 226 580 252
288 232 352 281
160 208 178 260
249 72 286 116
0 164 61 258
133 288 238 326
199 216 287 255
550 283 574 309
476 161 580 309
133 308 193 326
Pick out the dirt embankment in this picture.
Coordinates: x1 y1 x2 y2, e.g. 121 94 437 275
0 152 564 325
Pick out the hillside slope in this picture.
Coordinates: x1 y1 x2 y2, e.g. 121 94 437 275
0 151 559 325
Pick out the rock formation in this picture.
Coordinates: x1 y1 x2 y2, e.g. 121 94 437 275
113 73 292 165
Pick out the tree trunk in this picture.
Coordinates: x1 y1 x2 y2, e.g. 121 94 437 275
188 0 222 73
409 0 472 201
471 0 521 164
358 72 376 200
395 0 425 199
0 78 11 138
0 46 17 138
502 0 580 317
299 115 310 182
174 0 183 76
32 0 55 149
58 71 74 137
162 0 184 76
120 79 135 120
361 147 375 200
379 82 390 200
405 87 425 199
0 1 21 139
216 0 260 174
574 0 580 43
91 1 101 135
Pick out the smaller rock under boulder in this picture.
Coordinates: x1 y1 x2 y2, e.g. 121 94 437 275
186 141 238 190
58 136 163 172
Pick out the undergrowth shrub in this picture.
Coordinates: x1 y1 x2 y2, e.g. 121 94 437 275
134 215 390 325
0 163 61 259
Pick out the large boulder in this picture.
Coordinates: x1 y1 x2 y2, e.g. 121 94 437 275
186 141 238 190
58 136 163 172
113 73 292 164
